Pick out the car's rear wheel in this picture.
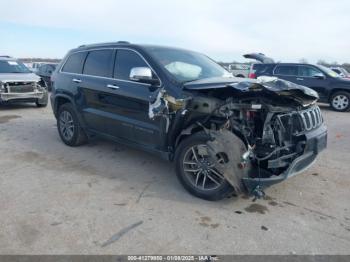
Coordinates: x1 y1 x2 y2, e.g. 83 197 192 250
57 103 87 146
175 132 234 201
330 91 350 112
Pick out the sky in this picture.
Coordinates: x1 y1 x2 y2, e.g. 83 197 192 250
0 0 349 63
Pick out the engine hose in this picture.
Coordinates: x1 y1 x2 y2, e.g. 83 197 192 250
254 145 290 161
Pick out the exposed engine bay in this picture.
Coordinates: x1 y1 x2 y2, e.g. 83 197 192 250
149 77 326 195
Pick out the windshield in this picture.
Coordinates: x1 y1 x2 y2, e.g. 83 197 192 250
317 65 340 78
0 60 31 73
145 47 231 83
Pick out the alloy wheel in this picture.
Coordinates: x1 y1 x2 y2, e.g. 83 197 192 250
59 110 75 141
182 144 226 191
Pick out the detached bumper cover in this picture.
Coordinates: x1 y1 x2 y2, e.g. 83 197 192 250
0 90 45 102
243 124 328 192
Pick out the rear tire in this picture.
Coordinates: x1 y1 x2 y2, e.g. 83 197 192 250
330 91 350 112
175 132 234 201
57 103 87 146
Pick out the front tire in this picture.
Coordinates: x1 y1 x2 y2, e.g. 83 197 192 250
330 91 350 112
175 132 234 201
36 91 48 107
57 103 87 146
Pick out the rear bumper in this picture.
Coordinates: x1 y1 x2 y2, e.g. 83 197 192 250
243 124 328 192
0 91 45 102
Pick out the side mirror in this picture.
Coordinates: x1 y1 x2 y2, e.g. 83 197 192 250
312 73 325 80
129 67 159 85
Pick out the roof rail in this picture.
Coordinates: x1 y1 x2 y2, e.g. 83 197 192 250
77 41 130 48
0 55 12 58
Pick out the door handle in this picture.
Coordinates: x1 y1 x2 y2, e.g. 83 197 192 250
72 78 82 83
107 84 120 90
296 78 304 81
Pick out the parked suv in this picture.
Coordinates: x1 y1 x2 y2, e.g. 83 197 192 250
0 56 48 107
51 42 327 201
244 54 350 112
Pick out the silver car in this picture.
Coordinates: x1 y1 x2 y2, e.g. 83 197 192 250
0 56 48 107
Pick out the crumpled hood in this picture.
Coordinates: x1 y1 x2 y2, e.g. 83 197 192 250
0 73 40 83
183 76 319 106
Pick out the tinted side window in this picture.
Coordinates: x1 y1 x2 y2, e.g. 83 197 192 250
274 65 298 76
298 66 323 77
62 52 87 74
114 50 148 80
83 49 114 77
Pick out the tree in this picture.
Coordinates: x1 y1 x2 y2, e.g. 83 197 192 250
317 59 328 66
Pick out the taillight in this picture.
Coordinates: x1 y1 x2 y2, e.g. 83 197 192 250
249 73 257 79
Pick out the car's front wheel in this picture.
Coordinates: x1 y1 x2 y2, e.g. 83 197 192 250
36 92 48 107
57 103 87 146
175 132 234 201
330 91 350 112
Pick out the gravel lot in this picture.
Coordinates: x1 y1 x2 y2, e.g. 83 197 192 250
0 100 349 255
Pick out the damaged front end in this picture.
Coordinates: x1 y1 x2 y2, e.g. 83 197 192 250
149 77 327 196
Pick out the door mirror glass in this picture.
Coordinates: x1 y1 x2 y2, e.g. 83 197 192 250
129 67 159 85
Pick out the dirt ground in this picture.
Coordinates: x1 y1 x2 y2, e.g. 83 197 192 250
0 101 349 254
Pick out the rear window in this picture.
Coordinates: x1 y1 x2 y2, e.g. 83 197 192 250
83 49 114 77
274 65 298 76
62 52 87 74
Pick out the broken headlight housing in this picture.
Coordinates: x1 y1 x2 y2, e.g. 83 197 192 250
33 82 46 91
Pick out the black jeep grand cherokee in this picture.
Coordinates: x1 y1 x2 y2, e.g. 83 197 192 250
51 42 327 201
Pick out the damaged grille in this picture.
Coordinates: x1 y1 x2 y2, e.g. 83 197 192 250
299 106 323 131
7 82 35 93
277 106 323 136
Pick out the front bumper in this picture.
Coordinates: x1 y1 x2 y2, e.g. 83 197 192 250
0 90 45 102
242 124 328 193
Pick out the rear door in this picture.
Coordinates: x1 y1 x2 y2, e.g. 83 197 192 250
297 65 330 99
57 51 87 106
273 65 299 83
101 49 162 147
79 49 115 134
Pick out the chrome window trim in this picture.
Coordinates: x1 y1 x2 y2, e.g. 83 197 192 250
59 47 162 87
